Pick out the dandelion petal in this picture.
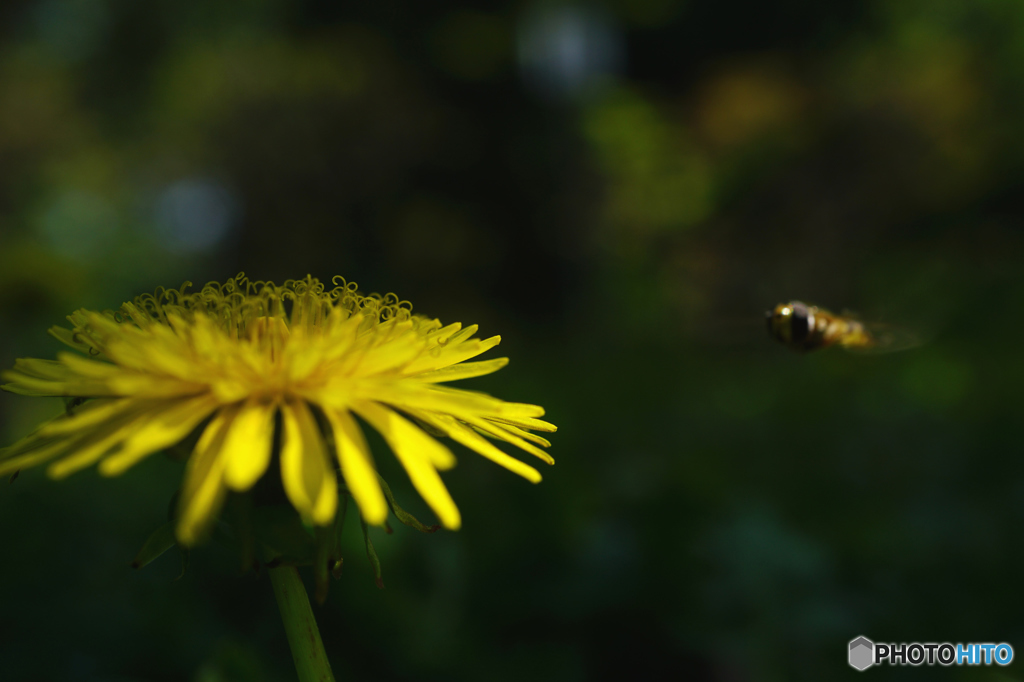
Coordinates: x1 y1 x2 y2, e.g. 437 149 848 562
221 399 277 491
355 401 461 530
411 410 542 483
322 406 388 525
280 401 338 526
98 396 219 476
176 407 236 545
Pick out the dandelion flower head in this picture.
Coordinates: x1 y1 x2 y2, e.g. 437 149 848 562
0 275 555 544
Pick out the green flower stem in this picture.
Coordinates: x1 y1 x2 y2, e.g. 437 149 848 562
269 564 337 682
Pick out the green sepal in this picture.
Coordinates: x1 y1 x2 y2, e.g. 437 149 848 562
227 494 257 574
333 494 348 567
360 519 384 589
264 555 310 568
252 505 317 567
62 396 88 415
176 546 189 581
377 474 440 533
312 528 331 603
165 489 180 521
312 496 348 604
131 521 177 570
130 491 189 579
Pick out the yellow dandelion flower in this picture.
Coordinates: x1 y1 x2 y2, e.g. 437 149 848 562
0 274 556 545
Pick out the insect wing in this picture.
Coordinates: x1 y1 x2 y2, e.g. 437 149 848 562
846 322 924 354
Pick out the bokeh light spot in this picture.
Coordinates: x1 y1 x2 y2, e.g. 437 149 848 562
517 4 623 99
154 178 239 254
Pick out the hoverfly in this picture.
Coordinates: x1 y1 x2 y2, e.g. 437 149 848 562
766 301 909 352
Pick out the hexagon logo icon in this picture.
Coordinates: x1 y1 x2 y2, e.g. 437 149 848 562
849 636 874 671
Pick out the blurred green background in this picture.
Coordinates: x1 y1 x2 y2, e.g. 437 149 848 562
1 0 1023 680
